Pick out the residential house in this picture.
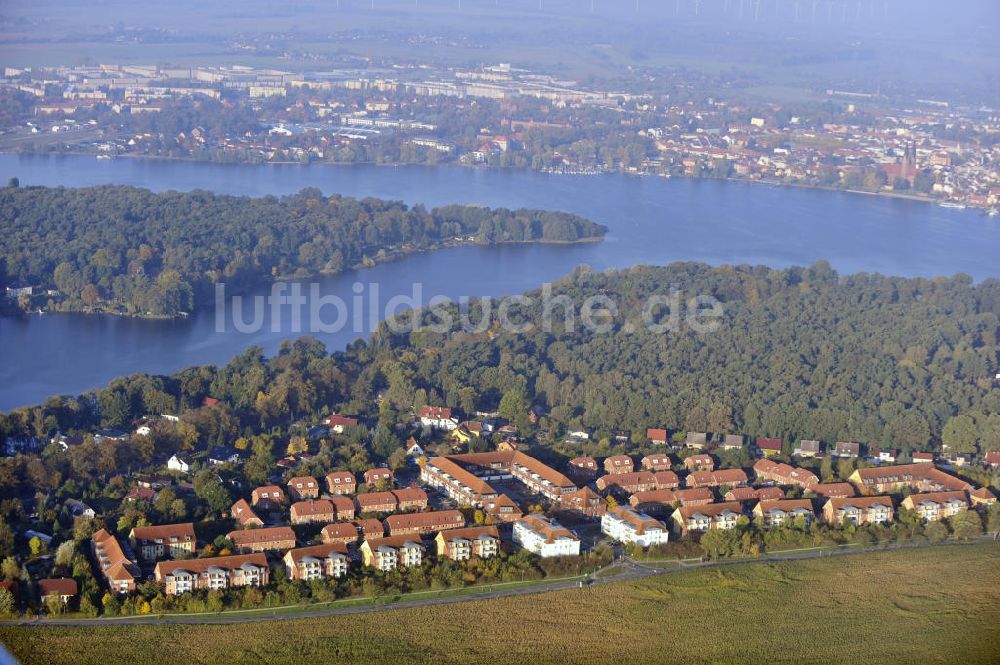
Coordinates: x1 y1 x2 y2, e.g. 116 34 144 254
566 457 599 482
355 491 398 514
601 507 669 547
166 454 191 473
683 454 714 472
207 447 241 465
848 464 972 495
384 509 465 536
436 526 501 561
874 449 898 464
418 405 458 430
227 526 296 553
405 438 425 457
325 470 356 495
124 486 156 503
353 518 385 539
321 522 363 545
363 468 394 487
329 496 356 521
603 455 634 475
720 434 744 451
641 453 672 472
559 486 606 518
154 554 269 595
912 452 935 464
287 476 320 501
512 515 581 558
970 487 997 507
483 494 523 523
392 486 429 512
833 441 861 458
37 578 77 605
822 496 894 526
685 432 708 450
324 414 359 434
756 437 783 457
725 486 784 503
808 483 856 499
753 459 819 489
984 451 1000 469
646 428 668 445
250 485 287 510
685 468 749 489
752 499 815 527
653 471 681 489
129 523 196 562
630 488 714 514
596 471 657 495
290 499 337 525
91 529 140 593
360 536 424 571
64 499 95 519
230 499 263 528
793 440 821 458
900 491 969 521
283 543 350 581
671 502 744 535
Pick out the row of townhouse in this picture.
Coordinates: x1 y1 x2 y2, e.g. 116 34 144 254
358 525 505 572
243 486 431 530
752 459 819 489
596 470 680 494
154 554 270 595
670 495 898 535
847 464 972 495
251 467 397 509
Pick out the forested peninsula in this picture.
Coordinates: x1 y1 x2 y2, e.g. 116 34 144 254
3 262 998 465
0 183 606 317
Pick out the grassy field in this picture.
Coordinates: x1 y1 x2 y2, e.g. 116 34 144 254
2 544 998 665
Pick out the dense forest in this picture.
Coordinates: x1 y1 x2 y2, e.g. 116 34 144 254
0 183 606 316
2 261 999 462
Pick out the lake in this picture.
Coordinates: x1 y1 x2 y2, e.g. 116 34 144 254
1 153 996 410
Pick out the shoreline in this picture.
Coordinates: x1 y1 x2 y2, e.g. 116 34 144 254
3 233 606 322
4 150 993 214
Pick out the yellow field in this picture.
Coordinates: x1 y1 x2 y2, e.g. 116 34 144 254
2 544 998 665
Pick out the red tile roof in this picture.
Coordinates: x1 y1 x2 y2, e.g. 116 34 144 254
38 578 77 598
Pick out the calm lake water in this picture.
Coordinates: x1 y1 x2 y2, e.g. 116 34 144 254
1 153 997 410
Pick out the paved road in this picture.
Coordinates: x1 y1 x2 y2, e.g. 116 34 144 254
6 537 996 628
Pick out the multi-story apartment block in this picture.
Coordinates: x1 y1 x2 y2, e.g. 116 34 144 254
154 554 269 595
751 499 815 527
128 523 196 562
822 496 894 526
601 506 669 547
435 526 501 561
900 491 969 521
512 515 580 558
283 543 350 581
360 536 424 571
671 502 744 534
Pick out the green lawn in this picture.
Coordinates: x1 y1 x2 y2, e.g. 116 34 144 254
2 543 998 665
